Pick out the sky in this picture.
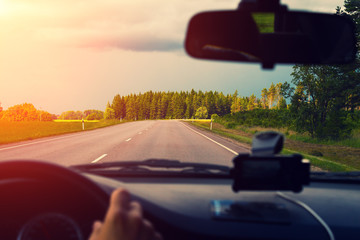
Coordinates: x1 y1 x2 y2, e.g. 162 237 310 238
0 0 345 114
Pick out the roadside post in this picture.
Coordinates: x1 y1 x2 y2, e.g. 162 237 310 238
210 118 213 130
82 118 85 130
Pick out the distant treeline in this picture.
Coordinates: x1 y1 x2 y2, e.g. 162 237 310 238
0 102 105 121
59 110 104 120
0 103 55 121
105 83 286 121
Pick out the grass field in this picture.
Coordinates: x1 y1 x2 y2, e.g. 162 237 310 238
189 121 359 172
0 119 124 145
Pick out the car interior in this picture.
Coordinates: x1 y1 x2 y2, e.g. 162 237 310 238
0 0 359 240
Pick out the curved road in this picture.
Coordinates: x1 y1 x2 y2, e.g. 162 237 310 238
0 120 249 166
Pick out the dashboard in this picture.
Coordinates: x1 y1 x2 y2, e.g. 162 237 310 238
0 161 359 240
90 175 360 240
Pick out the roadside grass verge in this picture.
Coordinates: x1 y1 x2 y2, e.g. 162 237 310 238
189 121 358 172
0 119 125 145
224 124 360 149
286 131 360 149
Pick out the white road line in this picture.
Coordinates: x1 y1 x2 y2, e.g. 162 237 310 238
91 154 107 163
0 135 78 152
180 122 238 155
125 138 132 142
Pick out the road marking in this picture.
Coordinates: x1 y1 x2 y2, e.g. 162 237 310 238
125 138 132 142
180 122 238 155
91 154 107 163
0 135 78 152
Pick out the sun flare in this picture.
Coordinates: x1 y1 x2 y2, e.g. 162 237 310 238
0 0 9 15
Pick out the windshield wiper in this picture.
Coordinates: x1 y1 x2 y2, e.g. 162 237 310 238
71 159 230 177
310 171 360 183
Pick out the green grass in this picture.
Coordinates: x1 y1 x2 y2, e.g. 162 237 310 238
190 121 253 146
286 131 360 149
0 119 124 144
189 121 359 172
220 123 360 149
252 13 275 33
281 149 356 172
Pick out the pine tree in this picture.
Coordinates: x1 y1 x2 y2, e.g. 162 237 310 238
268 83 276 109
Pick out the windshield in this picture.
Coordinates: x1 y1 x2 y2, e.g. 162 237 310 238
0 0 358 173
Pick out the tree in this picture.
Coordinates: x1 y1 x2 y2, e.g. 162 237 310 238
1 103 52 121
274 83 282 108
104 108 115 119
289 64 351 138
37 110 53 121
247 94 257 110
230 90 239 113
268 83 276 109
126 95 139 120
171 92 185 119
158 93 168 119
150 96 158 119
59 110 83 120
195 106 208 119
211 113 219 120
283 0 360 139
205 91 216 116
260 88 268 109
84 110 104 120
111 94 123 119
277 98 287 109
336 0 360 114
103 101 114 119
215 92 227 116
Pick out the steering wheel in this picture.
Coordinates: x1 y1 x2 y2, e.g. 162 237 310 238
0 160 109 206
0 160 109 239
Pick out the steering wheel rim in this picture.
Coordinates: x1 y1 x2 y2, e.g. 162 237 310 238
0 160 109 211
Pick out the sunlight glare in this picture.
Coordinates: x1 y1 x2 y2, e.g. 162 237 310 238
0 0 9 15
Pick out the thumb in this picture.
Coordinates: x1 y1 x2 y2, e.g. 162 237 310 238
88 221 103 240
109 188 131 212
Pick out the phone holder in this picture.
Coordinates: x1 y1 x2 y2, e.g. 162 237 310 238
230 131 310 193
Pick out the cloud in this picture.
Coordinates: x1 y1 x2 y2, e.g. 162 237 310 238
82 36 183 51
3 0 345 53
34 27 183 51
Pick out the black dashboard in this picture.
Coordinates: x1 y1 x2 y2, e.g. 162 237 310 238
89 174 360 240
0 161 359 240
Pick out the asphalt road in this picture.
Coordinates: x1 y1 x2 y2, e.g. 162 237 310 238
0 120 249 166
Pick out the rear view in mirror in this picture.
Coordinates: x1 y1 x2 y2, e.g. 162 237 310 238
185 10 356 69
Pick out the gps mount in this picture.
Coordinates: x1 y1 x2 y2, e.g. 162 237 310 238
230 131 310 193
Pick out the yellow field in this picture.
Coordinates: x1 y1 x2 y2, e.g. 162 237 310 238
183 119 211 123
54 119 100 123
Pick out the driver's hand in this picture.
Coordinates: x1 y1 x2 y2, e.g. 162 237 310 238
88 188 163 240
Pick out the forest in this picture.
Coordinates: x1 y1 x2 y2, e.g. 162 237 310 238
104 82 285 121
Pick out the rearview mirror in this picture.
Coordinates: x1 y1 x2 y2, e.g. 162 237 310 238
185 9 356 69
